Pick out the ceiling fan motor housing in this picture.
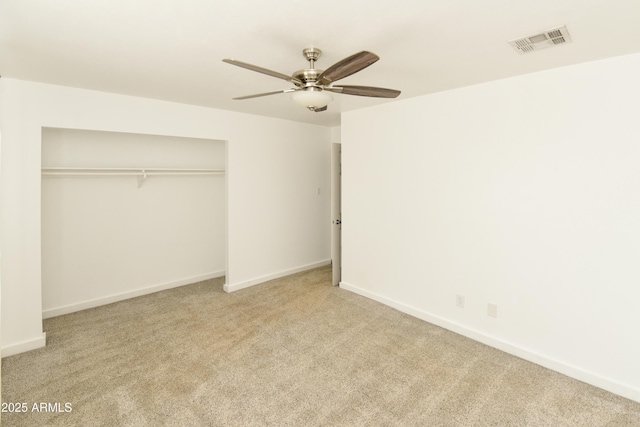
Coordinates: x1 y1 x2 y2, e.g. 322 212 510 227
292 68 323 86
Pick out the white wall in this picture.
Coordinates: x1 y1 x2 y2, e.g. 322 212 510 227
41 128 227 317
0 79 331 356
331 126 341 144
341 52 640 402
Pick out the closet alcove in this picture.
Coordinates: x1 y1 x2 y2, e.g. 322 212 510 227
41 128 226 318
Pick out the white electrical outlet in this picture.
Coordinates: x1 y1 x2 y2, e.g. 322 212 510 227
456 294 465 308
488 303 498 318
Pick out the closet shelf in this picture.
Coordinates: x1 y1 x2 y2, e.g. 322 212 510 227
41 168 225 188
42 167 225 175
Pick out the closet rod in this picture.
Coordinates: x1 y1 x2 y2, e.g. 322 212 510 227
41 168 225 177
41 171 224 176
41 168 225 188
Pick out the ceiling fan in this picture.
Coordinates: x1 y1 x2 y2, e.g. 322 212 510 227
223 47 401 112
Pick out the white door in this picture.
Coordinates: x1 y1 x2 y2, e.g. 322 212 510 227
331 143 342 286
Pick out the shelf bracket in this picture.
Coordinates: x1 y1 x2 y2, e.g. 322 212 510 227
136 169 147 188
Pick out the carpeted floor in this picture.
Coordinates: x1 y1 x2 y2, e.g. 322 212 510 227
3 265 640 426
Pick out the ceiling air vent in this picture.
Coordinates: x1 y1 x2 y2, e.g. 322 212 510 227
509 25 572 54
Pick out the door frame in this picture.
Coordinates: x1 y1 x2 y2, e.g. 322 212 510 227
331 143 342 286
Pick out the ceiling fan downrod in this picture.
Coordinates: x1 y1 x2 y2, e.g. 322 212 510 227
302 47 321 69
293 47 324 88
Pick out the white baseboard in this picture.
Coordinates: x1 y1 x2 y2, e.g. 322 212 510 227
2 333 47 358
224 260 331 293
42 270 225 319
339 281 640 404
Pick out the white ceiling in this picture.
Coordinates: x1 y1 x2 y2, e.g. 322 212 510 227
1 0 640 127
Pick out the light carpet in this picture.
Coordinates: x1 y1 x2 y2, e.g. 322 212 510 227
3 266 640 426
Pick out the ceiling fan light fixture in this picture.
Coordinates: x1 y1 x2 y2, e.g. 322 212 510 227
291 88 333 110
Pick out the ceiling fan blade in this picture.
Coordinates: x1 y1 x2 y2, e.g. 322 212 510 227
317 51 379 85
233 89 296 100
326 85 401 98
223 59 302 85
